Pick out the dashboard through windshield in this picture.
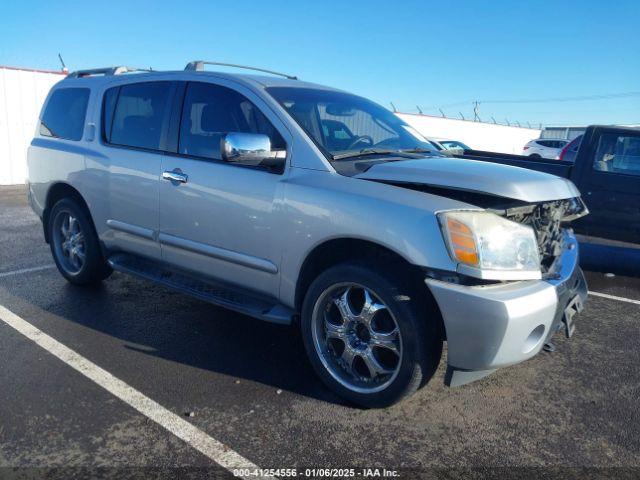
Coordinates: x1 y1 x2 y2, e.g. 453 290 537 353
266 87 437 160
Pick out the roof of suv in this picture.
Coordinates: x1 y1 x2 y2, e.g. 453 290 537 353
59 67 339 92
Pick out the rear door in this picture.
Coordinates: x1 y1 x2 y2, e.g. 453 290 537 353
98 81 176 259
577 128 640 242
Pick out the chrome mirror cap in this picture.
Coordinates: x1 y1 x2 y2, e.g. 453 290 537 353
221 132 273 167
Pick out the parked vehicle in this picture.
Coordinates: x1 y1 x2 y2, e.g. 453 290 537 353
460 126 640 244
428 138 471 155
27 61 588 407
522 138 569 159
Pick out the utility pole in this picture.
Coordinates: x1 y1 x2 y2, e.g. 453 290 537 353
473 101 480 122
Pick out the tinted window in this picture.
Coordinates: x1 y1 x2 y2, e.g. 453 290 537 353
593 133 640 176
179 82 285 160
40 88 90 141
109 82 173 151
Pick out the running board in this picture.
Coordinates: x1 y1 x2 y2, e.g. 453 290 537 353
107 253 294 325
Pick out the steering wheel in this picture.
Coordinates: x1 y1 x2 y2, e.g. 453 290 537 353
346 135 374 150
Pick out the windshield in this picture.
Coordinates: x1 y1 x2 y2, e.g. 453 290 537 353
266 87 437 159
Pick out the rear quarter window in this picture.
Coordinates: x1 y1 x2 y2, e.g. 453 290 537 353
40 88 90 141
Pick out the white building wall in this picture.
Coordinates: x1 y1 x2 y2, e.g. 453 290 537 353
0 67 64 185
396 112 541 155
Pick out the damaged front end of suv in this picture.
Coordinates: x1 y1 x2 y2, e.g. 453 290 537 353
428 192 588 387
498 197 588 278
353 159 590 387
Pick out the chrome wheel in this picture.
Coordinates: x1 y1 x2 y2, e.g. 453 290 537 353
311 283 402 394
52 211 86 275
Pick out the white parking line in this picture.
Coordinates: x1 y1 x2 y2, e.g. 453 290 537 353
0 304 264 479
0 265 55 278
589 291 640 306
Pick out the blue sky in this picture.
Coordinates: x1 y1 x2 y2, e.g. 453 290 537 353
2 0 639 126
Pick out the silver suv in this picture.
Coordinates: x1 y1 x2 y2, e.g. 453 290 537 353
27 61 588 407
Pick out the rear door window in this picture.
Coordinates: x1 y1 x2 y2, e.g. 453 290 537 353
107 82 174 151
593 133 640 176
40 88 90 141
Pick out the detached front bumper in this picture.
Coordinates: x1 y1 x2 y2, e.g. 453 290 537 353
426 230 587 387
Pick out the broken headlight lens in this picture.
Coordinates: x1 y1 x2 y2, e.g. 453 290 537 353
438 210 541 279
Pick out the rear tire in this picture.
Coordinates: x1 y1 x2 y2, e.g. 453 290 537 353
48 198 112 285
529 153 541 158
301 263 442 408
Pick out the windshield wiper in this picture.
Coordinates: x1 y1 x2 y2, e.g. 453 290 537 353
398 147 435 154
331 148 407 161
332 147 438 161
331 148 397 160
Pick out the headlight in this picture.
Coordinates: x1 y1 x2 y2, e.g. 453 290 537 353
438 210 541 280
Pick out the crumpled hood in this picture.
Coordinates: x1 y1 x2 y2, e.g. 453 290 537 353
355 156 580 203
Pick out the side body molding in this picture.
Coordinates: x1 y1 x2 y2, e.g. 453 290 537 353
158 233 278 274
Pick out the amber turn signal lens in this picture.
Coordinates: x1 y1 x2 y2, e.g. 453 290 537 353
446 217 479 266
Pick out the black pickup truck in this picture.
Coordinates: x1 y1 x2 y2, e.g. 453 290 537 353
458 125 640 244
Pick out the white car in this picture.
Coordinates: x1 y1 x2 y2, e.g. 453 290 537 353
523 139 570 159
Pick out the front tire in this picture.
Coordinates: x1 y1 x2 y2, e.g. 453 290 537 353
48 198 112 285
301 263 442 408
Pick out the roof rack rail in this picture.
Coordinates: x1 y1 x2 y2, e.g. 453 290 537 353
66 66 153 78
184 61 297 80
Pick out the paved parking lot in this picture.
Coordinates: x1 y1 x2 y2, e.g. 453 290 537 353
1 185 639 478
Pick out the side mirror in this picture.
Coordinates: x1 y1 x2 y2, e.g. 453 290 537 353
220 132 285 170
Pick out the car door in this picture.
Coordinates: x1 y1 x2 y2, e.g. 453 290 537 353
95 80 176 260
158 80 290 297
577 128 640 243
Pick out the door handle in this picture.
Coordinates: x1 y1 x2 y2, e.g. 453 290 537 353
162 170 188 184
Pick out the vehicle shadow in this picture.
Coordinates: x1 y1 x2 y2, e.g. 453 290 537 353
19 272 351 407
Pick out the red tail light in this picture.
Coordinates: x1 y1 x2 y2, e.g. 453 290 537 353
523 146 529 150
